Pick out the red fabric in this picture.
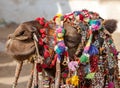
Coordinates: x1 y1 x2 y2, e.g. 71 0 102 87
90 56 98 72
41 63 48 68
50 54 57 68
36 63 42 72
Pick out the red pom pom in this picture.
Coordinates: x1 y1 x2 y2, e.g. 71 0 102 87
62 73 68 78
39 20 44 26
38 38 43 45
79 14 84 21
41 34 46 38
44 45 49 49
39 29 46 38
44 50 50 59
35 17 41 21
53 16 57 21
40 28 45 34
44 22 49 28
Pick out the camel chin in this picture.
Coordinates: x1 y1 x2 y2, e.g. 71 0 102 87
5 39 36 61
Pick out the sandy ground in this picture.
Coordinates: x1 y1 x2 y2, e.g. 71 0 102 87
0 23 120 88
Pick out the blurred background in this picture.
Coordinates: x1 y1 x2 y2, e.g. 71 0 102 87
0 0 120 88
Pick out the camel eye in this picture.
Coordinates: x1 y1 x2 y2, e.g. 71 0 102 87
19 31 25 35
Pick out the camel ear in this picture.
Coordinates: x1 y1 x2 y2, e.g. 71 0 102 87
103 19 117 34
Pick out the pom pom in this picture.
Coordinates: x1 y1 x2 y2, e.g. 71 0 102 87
74 11 80 16
39 28 46 38
61 73 68 78
55 45 66 55
56 27 63 33
108 82 114 88
54 42 66 55
89 20 101 31
79 14 84 21
44 50 50 59
56 13 63 17
56 27 65 38
71 75 79 86
80 54 89 63
35 17 45 26
85 72 95 79
88 45 99 56
68 61 78 71
38 38 43 45
57 33 64 38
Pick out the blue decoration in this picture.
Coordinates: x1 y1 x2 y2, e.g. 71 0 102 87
88 45 99 56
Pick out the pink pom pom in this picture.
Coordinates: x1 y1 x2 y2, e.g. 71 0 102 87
68 61 78 71
56 27 63 33
91 24 99 30
108 82 114 88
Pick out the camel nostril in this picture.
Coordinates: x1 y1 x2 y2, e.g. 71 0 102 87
8 34 15 39
8 34 12 39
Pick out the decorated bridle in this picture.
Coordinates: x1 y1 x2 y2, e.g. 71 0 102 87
32 9 119 88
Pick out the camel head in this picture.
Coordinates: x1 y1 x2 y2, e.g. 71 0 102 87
5 20 47 61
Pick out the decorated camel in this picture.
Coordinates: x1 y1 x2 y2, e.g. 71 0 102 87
6 9 119 88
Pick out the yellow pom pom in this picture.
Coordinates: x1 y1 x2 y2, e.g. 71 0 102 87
57 37 63 41
57 33 64 38
71 75 79 86
55 17 61 25
56 13 62 18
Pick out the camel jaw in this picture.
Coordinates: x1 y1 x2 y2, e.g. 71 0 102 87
5 39 36 57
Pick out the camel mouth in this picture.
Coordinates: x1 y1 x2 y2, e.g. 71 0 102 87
5 39 36 56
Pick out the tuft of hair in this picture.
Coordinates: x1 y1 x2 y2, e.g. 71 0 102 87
104 19 117 34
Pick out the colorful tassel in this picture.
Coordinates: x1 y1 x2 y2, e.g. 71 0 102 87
80 54 89 63
71 75 79 86
89 20 101 31
85 72 95 79
88 45 99 56
68 61 78 71
83 33 93 53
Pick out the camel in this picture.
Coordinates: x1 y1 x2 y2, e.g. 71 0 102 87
5 9 119 88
